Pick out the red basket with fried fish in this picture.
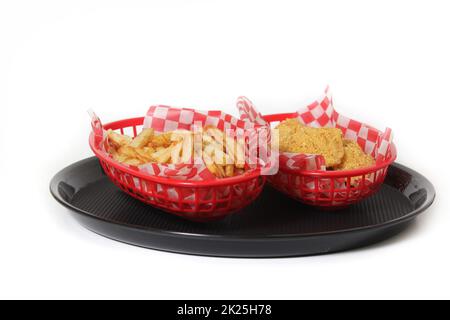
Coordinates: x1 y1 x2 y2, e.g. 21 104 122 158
238 88 396 208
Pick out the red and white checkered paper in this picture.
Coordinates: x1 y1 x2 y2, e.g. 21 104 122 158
91 105 270 181
238 87 395 171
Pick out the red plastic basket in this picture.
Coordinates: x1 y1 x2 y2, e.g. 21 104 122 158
262 113 397 208
89 117 266 221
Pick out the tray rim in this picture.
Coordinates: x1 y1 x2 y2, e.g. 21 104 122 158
50 157 435 240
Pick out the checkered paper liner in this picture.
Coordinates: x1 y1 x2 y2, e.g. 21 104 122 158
238 87 395 171
237 97 279 175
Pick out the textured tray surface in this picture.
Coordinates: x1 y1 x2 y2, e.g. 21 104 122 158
51 158 434 257
71 179 412 235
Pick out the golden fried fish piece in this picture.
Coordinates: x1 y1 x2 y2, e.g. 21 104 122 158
277 119 345 167
334 139 375 171
276 118 303 139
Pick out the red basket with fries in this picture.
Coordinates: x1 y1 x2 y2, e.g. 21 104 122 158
238 88 397 208
89 106 269 221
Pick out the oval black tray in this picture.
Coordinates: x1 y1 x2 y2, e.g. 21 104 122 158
50 157 435 258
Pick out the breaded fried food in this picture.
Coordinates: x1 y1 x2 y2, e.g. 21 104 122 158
277 119 345 167
334 139 375 171
276 118 304 140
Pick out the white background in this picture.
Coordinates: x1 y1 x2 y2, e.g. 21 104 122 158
0 0 449 300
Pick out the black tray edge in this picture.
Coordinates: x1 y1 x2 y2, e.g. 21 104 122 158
50 157 435 241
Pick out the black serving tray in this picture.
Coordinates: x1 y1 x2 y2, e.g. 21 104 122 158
50 157 435 258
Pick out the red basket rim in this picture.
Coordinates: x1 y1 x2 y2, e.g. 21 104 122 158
262 113 397 177
277 148 396 177
89 119 263 188
90 113 396 184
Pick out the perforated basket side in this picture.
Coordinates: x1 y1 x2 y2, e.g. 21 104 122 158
90 117 267 220
263 113 396 207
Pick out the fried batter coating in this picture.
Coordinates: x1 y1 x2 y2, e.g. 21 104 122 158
276 118 304 138
334 139 375 171
277 118 345 167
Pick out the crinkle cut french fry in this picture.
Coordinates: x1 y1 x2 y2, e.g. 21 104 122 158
123 158 142 166
118 146 138 158
135 147 154 162
202 132 225 164
152 145 173 164
107 130 132 148
206 163 219 177
111 149 128 163
213 145 227 165
203 141 227 178
225 165 234 177
205 126 224 143
181 132 193 163
203 144 215 158
215 165 226 178
202 152 218 176
170 130 193 164
112 146 142 165
235 138 245 169
171 129 191 142
203 149 213 164
129 128 154 148
225 135 236 164
150 132 172 148
170 142 183 164
202 127 225 154
202 132 214 145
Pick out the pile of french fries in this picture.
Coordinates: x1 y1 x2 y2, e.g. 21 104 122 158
106 126 246 178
